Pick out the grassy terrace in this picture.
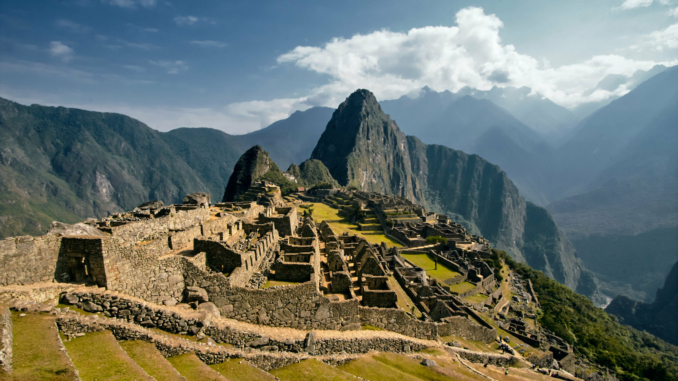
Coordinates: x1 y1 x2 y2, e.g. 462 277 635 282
338 352 481 381
388 276 423 318
10 312 79 381
263 279 301 288
271 359 359 381
464 293 489 304
120 340 186 381
400 253 460 282
167 353 226 381
210 358 277 381
448 281 477 295
306 202 402 247
63 330 153 380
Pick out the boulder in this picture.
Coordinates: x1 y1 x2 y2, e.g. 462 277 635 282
61 293 79 305
305 331 316 354
183 193 211 207
48 221 106 237
198 302 221 319
138 200 164 210
184 287 209 303
163 298 178 306
421 359 438 367
82 301 103 313
247 336 270 347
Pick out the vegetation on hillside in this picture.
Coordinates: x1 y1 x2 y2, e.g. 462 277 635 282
497 250 678 381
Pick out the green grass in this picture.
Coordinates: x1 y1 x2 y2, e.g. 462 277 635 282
167 353 226 381
309 203 402 247
10 312 78 381
448 282 477 294
62 330 153 380
464 294 489 304
270 359 359 381
338 353 454 381
209 358 277 380
400 253 460 282
388 276 422 318
263 280 302 288
119 340 186 381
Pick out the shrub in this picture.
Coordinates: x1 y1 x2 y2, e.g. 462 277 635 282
426 236 448 245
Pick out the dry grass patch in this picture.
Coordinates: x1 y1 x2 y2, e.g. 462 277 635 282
271 359 359 381
209 358 277 380
339 352 462 381
119 340 187 381
10 312 78 381
63 330 153 380
167 353 227 381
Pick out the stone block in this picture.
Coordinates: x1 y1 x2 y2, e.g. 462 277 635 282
184 287 209 303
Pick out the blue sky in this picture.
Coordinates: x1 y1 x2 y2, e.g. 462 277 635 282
1 0 677 133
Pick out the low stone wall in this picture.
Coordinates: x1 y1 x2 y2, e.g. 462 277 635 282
438 316 495 344
0 307 12 373
0 235 62 286
104 207 209 244
446 347 518 367
527 351 554 368
359 307 437 340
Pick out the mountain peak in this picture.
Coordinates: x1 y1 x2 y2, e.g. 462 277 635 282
222 145 277 202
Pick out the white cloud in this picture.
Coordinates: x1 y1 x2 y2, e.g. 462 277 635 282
619 0 654 9
149 60 188 74
49 41 74 62
123 64 145 72
670 6 678 16
191 40 227 48
274 7 675 110
225 97 311 129
0 60 94 82
55 19 91 33
102 0 156 9
647 23 678 50
174 15 198 25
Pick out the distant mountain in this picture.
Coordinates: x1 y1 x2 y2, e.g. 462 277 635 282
381 85 581 146
549 65 678 302
312 89 603 302
234 107 334 170
0 99 333 239
607 260 678 346
222 145 279 202
0 97 213 238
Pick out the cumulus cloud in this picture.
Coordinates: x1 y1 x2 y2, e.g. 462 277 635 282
647 23 678 50
191 40 227 48
670 6 678 16
49 41 74 62
619 0 654 9
149 60 188 74
274 7 674 111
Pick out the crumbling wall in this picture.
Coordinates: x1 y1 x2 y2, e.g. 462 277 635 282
59 237 107 286
0 235 62 286
169 226 202 250
104 207 209 244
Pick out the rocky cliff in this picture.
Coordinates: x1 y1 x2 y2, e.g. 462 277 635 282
607 260 678 346
222 145 279 202
312 89 602 302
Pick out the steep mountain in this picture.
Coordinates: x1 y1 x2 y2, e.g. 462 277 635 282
234 107 334 170
222 145 281 202
379 86 460 130
606 260 678 346
0 97 211 238
286 159 339 188
311 90 422 200
0 99 334 239
549 66 678 301
312 89 603 302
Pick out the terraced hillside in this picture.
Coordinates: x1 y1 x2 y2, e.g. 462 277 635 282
1 295 567 381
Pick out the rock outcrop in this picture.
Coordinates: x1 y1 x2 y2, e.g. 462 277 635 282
222 146 278 202
607 260 678 346
311 89 603 303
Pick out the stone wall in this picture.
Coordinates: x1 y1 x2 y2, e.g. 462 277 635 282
359 307 437 340
438 316 495 344
59 237 107 286
103 207 209 244
0 235 62 286
0 307 12 373
169 226 202 250
258 207 298 237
